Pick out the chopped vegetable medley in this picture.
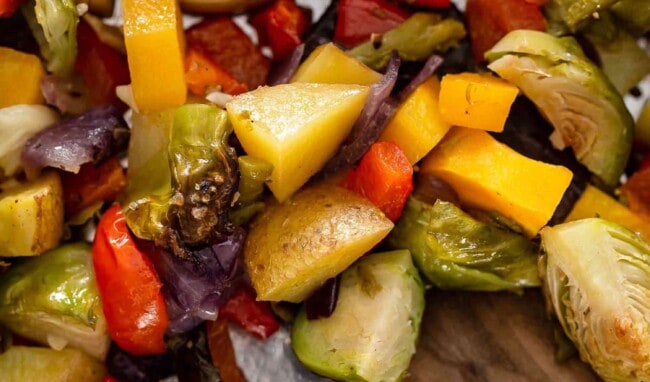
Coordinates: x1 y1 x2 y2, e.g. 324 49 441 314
0 0 648 381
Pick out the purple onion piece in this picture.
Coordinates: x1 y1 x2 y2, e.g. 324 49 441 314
305 276 341 320
151 228 246 334
322 53 401 174
40 74 93 116
268 44 305 85
397 54 444 101
21 105 128 174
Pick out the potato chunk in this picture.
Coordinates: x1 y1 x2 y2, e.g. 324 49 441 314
0 172 64 256
245 183 393 302
227 83 368 202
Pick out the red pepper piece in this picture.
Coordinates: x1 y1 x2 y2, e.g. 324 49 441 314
60 157 126 218
621 167 650 220
219 287 280 340
92 205 169 355
344 141 413 222
334 0 410 48
185 48 249 96
75 19 130 110
0 0 25 17
250 0 308 60
466 0 547 63
186 18 270 89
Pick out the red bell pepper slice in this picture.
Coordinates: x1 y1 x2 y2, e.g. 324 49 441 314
185 48 249 96
334 0 410 48
250 0 308 61
61 157 126 218
0 0 25 17
186 18 270 89
466 0 546 63
219 287 280 340
92 204 169 355
621 167 650 220
344 141 413 222
75 19 130 111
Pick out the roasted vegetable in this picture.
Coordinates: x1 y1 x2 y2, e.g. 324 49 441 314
0 171 63 257
544 0 618 32
23 0 78 76
0 105 58 177
245 183 393 302
122 0 186 112
292 250 424 382
0 243 109 359
420 127 573 237
486 30 634 187
236 156 272 205
21 105 129 175
290 42 381 85
93 205 168 355
0 346 105 382
0 47 44 108
348 12 466 70
333 0 409 48
390 197 540 292
541 219 650 381
565 184 650 242
438 72 519 133
227 82 368 202
122 108 174 243
611 0 650 36
378 76 450 164
167 104 238 252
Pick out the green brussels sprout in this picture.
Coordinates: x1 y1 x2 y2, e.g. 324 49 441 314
544 0 619 32
389 197 540 293
541 218 650 381
0 346 105 381
486 30 634 187
348 13 466 70
0 243 109 360
291 250 424 382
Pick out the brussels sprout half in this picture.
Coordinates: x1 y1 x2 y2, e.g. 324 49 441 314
541 219 650 381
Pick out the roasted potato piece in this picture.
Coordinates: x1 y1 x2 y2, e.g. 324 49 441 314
245 183 393 303
0 171 64 257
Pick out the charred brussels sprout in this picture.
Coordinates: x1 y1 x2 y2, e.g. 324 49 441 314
291 250 424 382
389 197 540 292
167 104 238 254
486 30 634 187
348 13 466 71
541 219 650 382
0 243 109 360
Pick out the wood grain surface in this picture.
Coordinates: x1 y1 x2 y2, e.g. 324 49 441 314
408 290 600 382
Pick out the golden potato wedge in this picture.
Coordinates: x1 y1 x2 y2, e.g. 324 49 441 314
245 183 393 303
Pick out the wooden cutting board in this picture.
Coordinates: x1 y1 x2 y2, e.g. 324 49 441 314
408 290 600 382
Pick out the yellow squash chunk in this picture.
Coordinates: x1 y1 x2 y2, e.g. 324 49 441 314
420 127 573 236
0 48 45 108
438 72 519 133
565 184 650 241
0 172 64 257
123 0 186 112
245 183 393 302
378 77 450 164
227 82 368 202
290 43 381 85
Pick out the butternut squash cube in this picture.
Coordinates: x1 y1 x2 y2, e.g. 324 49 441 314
245 183 393 302
420 127 573 236
0 48 44 108
227 83 368 202
565 185 650 241
378 77 450 164
290 43 382 85
438 72 519 132
123 0 187 112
